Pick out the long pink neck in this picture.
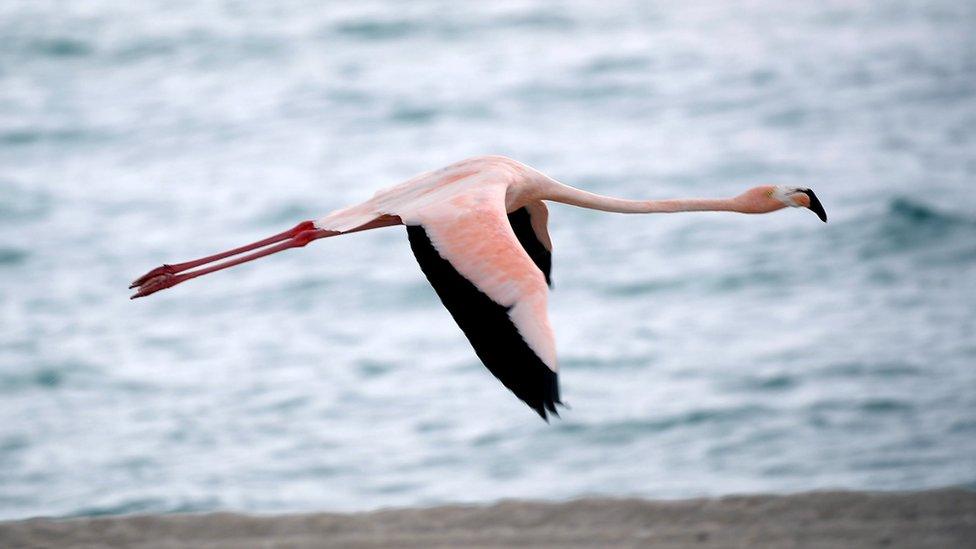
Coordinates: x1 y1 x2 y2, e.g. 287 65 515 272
542 182 738 214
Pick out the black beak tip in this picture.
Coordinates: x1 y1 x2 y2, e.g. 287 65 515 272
813 207 827 223
801 189 827 223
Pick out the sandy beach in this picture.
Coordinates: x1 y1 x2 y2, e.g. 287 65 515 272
2 489 973 548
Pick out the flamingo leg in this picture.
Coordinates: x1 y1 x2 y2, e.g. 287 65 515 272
129 227 335 299
129 221 316 288
129 215 401 299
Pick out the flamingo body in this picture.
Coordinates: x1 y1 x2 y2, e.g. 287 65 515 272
318 157 562 417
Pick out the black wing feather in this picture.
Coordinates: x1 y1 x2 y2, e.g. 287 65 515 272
407 224 560 420
507 207 552 287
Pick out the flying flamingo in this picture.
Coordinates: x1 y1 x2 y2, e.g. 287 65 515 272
130 156 827 419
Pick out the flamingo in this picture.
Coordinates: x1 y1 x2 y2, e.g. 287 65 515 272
130 156 827 420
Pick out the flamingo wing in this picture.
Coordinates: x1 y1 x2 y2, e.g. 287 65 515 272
406 196 561 419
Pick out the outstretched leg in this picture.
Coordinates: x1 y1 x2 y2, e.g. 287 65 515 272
130 216 401 299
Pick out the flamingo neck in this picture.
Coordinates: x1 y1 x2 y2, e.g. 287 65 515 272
542 182 739 214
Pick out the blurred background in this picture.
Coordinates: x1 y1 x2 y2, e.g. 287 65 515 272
1 0 974 520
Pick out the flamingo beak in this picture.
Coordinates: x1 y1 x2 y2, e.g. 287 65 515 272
800 189 827 223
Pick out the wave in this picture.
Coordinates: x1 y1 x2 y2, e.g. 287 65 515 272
333 19 422 41
2 31 287 66
68 496 220 518
18 37 93 58
886 197 970 227
330 12 574 42
857 197 976 258
0 368 65 392
0 247 28 266
554 405 771 443
0 360 106 394
0 128 91 147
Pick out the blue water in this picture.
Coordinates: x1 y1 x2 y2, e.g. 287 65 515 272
1 1 975 520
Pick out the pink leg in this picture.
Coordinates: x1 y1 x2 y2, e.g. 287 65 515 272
129 227 335 299
129 220 316 288
129 216 401 299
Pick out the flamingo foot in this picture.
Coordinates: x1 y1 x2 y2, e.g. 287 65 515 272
130 270 186 299
129 264 176 289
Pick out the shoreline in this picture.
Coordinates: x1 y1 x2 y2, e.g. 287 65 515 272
2 489 974 548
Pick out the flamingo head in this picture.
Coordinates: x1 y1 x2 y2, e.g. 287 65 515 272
738 185 827 222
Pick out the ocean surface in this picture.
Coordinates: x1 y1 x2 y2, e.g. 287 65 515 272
1 1 974 520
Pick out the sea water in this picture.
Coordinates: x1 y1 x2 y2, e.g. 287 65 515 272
0 0 974 519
